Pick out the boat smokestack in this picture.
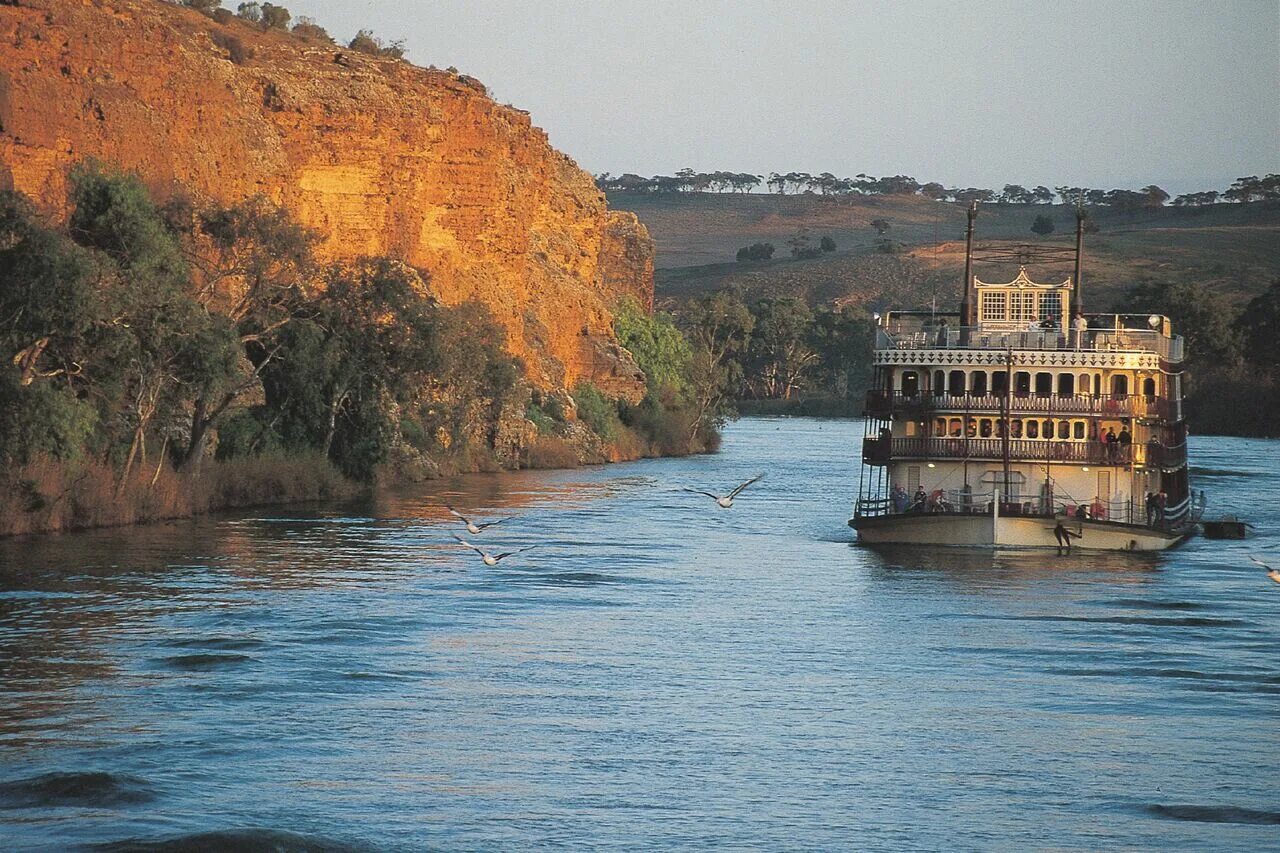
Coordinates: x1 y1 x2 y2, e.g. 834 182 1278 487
960 202 978 326
1073 201 1085 312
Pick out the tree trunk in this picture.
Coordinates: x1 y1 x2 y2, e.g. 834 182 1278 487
322 401 339 460
184 398 211 472
119 427 142 492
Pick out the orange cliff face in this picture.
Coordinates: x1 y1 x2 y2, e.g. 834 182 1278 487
0 0 653 399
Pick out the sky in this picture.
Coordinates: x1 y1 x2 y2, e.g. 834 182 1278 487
288 0 1279 195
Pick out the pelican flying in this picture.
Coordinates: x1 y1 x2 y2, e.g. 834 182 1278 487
446 504 516 536
683 474 764 509
453 534 535 566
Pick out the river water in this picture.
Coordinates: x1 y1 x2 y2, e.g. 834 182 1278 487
1 418 1277 851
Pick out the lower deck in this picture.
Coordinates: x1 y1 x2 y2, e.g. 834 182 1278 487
850 511 1190 552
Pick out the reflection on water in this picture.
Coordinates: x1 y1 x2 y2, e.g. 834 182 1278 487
0 419 1278 850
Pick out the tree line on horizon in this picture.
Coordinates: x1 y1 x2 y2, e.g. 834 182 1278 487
596 170 1280 209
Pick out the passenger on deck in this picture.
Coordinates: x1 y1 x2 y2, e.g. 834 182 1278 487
912 486 928 512
891 484 909 513
927 489 951 513
1071 312 1088 349
1145 492 1157 526
1091 496 1107 519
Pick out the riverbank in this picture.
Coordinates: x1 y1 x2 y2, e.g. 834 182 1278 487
0 454 358 539
0 426 715 538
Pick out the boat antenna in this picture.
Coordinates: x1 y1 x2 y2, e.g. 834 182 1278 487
1073 195 1085 314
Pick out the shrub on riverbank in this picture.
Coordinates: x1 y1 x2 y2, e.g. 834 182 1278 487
0 454 356 537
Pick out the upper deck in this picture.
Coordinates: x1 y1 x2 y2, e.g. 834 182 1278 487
875 311 1184 364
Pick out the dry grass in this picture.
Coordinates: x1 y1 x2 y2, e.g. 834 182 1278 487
0 454 357 538
523 435 581 469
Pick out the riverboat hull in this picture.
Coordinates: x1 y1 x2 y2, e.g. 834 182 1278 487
850 512 1188 551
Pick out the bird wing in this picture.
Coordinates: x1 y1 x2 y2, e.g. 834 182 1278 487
476 515 517 531
681 487 722 500
452 534 485 556
728 474 764 499
445 504 470 525
1249 556 1275 571
494 545 536 562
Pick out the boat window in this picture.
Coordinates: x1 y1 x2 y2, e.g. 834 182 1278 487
1010 419 1022 438
970 371 988 396
1143 377 1156 397
1040 292 1063 324
1074 421 1086 439
901 371 919 396
1057 374 1074 395
1026 420 1039 439
905 420 919 437
933 370 946 396
1042 419 1054 438
966 418 977 437
1058 420 1071 439
995 418 1006 437
991 371 1009 396
934 417 946 436
1112 374 1129 398
1011 291 1037 323
1078 372 1092 395
1014 372 1031 396
980 291 1008 322
1035 372 1053 396
980 418 992 438
949 370 966 396
949 418 962 437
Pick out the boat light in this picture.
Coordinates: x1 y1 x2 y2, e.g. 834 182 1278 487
927 462 936 468
1148 314 1160 328
1081 466 1089 471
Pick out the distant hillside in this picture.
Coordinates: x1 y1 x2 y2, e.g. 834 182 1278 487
608 191 1280 311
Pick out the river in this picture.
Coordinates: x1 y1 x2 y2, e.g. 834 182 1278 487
1 417 1277 850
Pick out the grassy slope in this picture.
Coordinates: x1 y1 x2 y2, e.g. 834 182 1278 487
609 192 1280 311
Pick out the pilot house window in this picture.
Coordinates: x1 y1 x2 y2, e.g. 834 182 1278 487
980 291 1008 322
1040 292 1062 322
1011 291 1037 322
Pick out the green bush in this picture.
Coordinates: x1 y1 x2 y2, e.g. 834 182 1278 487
613 297 691 397
571 382 620 441
0 376 98 464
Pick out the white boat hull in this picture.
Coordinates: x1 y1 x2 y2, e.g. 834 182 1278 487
851 512 1187 551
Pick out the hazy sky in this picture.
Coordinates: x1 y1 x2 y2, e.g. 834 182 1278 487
290 0 1278 194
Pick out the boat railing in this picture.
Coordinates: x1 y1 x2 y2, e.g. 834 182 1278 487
876 323 1184 361
865 391 1174 420
862 436 1186 469
858 489 1190 530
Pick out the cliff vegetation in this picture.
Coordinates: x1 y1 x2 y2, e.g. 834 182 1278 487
0 166 720 536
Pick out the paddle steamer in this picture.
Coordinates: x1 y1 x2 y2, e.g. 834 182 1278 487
851 205 1200 550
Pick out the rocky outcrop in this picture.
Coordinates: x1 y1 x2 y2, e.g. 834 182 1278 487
0 0 651 399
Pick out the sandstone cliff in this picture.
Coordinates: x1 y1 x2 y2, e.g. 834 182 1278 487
0 0 652 399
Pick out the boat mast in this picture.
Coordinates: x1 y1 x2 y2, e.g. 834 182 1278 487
1002 345 1013 507
1073 199 1085 313
959 202 978 331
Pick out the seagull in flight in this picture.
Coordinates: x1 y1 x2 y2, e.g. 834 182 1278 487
1248 556 1280 584
453 535 535 567
683 474 763 509
445 504 516 536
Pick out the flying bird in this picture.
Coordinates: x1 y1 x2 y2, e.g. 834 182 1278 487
453 534 535 567
1248 556 1280 584
446 504 516 535
683 474 764 509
